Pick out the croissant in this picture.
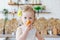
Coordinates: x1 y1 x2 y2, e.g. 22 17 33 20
26 20 31 26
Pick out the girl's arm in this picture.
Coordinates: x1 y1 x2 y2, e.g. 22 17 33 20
36 31 45 40
16 27 30 40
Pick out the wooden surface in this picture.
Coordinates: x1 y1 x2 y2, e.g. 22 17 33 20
0 34 15 38
8 3 42 6
0 34 60 38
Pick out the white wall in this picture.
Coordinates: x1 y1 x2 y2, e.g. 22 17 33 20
38 0 60 19
0 0 60 19
0 0 18 19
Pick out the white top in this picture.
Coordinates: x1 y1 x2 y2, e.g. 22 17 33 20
20 26 36 40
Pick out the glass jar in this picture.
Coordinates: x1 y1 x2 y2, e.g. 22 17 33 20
47 29 53 35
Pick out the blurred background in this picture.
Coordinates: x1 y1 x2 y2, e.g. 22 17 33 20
0 0 60 40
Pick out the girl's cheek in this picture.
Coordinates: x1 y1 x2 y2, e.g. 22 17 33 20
23 19 26 23
30 19 34 24
22 18 26 24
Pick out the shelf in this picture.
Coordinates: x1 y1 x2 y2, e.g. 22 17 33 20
8 3 42 6
8 12 50 14
36 12 51 14
40 12 51 14
9 12 17 14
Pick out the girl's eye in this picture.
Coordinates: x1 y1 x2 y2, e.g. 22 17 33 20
24 17 27 19
29 17 32 19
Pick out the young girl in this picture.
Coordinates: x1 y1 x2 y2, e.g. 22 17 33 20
16 6 44 40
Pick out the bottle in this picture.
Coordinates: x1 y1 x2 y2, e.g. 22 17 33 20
10 0 12 3
53 26 57 35
30 0 34 4
48 29 52 35
34 0 37 4
47 26 53 35
37 0 41 4
21 0 25 4
17 0 22 4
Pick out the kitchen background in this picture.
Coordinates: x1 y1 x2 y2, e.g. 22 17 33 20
0 0 60 40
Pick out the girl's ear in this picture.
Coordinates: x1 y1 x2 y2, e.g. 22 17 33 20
34 17 37 21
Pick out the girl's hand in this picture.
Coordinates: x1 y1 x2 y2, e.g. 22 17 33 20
25 20 32 31
26 24 32 31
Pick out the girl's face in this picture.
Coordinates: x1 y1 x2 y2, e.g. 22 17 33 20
22 11 35 26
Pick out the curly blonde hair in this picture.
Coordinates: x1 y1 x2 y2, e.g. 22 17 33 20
21 6 35 13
